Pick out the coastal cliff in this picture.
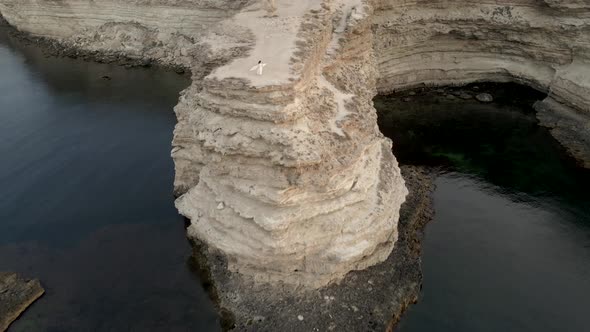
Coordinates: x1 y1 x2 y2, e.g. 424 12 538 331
1 0 410 288
1 0 588 295
372 0 590 165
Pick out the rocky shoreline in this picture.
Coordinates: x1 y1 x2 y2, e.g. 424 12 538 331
0 13 188 74
0 272 44 332
189 165 435 332
0 16 437 329
0 20 586 328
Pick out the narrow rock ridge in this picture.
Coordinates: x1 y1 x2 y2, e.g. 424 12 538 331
1 0 589 288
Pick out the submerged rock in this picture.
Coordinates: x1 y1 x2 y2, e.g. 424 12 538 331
454 91 473 100
1 0 589 320
476 93 494 103
0 272 44 331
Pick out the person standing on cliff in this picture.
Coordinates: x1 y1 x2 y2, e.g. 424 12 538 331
250 60 267 76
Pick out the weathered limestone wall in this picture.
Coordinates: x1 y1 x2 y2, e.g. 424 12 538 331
0 0 409 288
173 0 408 287
372 0 590 164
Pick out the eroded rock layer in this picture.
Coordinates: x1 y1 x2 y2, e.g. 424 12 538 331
373 0 590 165
0 272 44 331
0 0 251 68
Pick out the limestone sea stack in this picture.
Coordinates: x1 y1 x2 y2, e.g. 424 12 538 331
172 1 409 287
0 0 410 288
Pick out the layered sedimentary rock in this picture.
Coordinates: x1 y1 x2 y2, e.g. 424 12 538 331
1 0 589 289
173 1 408 287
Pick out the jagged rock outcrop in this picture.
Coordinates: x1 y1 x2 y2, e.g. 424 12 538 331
173 1 408 287
1 0 589 289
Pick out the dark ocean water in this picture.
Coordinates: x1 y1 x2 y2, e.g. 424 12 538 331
0 31 220 331
375 85 590 332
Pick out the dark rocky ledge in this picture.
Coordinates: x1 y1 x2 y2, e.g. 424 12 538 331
535 97 590 169
189 165 435 332
0 12 188 74
0 272 44 331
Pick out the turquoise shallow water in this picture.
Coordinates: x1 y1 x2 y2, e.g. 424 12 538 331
375 85 590 332
0 31 220 331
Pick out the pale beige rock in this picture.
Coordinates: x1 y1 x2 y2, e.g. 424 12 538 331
173 0 409 288
372 0 590 167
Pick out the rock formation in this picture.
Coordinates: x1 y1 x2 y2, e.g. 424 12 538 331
372 0 590 164
172 1 408 288
1 0 589 289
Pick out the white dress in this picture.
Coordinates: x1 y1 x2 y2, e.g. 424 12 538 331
250 63 267 75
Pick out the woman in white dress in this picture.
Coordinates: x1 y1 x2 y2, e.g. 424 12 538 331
250 60 267 76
